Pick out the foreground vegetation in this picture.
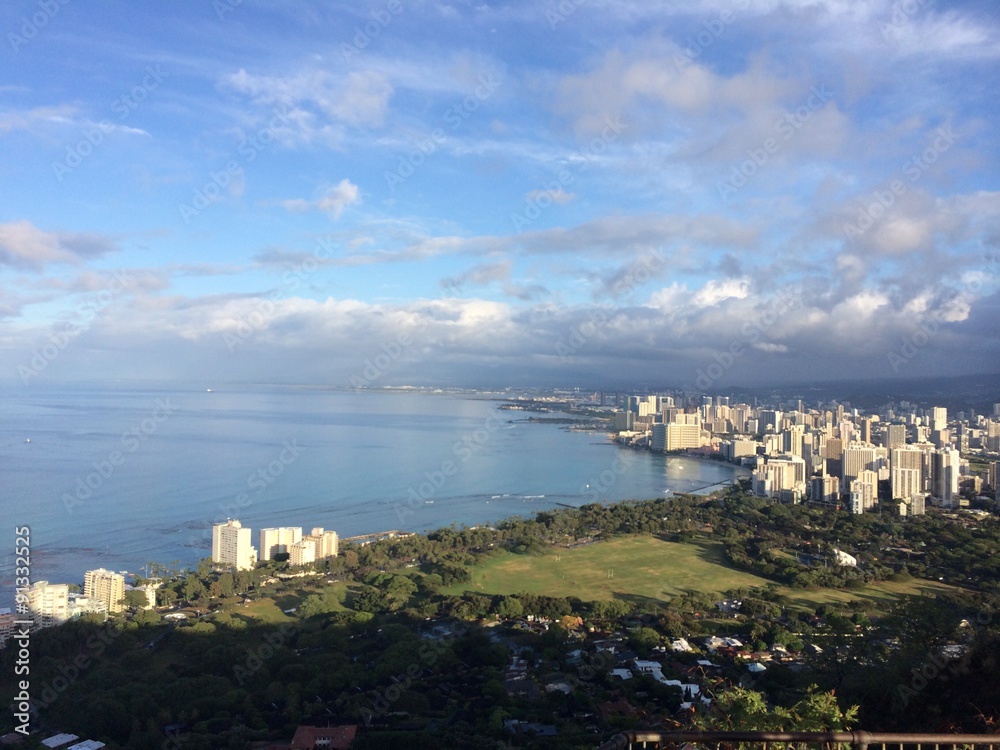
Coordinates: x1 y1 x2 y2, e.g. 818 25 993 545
4 486 1000 747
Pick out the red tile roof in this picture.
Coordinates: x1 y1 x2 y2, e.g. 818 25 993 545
289 725 357 750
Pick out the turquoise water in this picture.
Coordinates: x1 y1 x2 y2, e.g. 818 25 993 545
0 385 741 598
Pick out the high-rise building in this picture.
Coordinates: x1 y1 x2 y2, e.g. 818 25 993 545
84 568 125 614
668 422 701 451
759 409 782 432
986 421 1000 453
212 519 257 571
883 423 907 450
651 423 666 452
850 469 878 513
27 581 69 628
752 454 806 501
898 494 927 517
304 528 339 559
0 609 17 649
988 461 1000 492
931 428 950 449
858 417 874 445
931 406 948 433
892 467 922 501
260 527 303 561
822 437 843 460
731 404 751 433
839 420 855 444
613 411 634 432
721 438 757 461
809 475 840 505
783 425 806 457
842 445 885 488
932 447 961 508
288 540 316 567
764 433 783 456
891 446 924 500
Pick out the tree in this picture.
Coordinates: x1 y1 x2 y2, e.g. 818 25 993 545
695 686 858 732
184 577 206 602
493 596 523 619
134 609 162 627
124 589 150 610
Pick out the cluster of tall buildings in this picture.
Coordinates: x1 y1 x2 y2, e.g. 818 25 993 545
211 519 339 570
4 520 341 644
3 568 137 642
614 396 1000 515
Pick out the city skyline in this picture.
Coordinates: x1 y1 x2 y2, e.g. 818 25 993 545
1 2 998 388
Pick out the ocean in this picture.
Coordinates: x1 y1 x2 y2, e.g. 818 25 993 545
0 385 742 602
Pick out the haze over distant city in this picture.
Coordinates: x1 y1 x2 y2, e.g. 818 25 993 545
1 1 998 388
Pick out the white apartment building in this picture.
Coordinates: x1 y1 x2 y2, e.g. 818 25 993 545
212 519 257 570
84 568 125 614
304 528 339 559
28 581 69 628
260 527 303 561
288 540 316 567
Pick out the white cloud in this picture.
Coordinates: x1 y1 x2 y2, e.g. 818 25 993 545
525 188 574 205
693 278 750 307
225 67 394 145
0 221 118 271
281 179 361 219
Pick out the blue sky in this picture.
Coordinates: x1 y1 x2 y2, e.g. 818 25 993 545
1 0 998 389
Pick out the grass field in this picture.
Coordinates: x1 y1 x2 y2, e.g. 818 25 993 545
443 535 958 611
442 536 773 603
778 578 956 610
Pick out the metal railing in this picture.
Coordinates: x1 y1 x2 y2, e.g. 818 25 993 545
597 731 1000 750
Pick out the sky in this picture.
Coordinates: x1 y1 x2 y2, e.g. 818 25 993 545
1 0 999 391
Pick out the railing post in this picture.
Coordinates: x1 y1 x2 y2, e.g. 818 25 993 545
850 731 875 750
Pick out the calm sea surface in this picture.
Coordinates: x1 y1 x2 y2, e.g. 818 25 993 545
0 385 742 603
